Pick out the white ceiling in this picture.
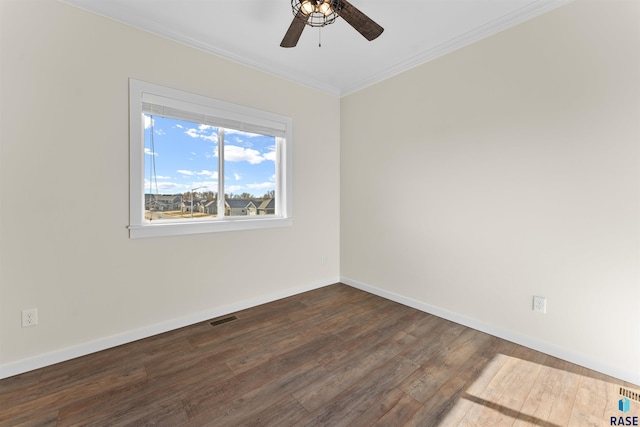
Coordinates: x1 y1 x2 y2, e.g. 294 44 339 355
61 0 570 96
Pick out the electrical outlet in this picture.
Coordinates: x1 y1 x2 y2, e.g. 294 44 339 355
321 255 328 265
532 296 547 314
22 308 38 327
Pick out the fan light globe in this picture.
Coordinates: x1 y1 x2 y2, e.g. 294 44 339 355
318 2 332 16
300 1 315 15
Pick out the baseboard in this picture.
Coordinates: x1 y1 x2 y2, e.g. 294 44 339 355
341 276 640 386
0 278 338 380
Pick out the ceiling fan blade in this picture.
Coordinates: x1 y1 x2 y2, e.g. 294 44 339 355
280 10 309 48
337 0 384 41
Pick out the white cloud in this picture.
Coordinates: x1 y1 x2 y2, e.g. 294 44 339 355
197 170 218 179
264 150 276 162
225 185 244 193
144 180 181 192
185 126 217 142
144 148 158 156
144 115 165 135
224 145 266 165
187 181 216 192
225 128 261 137
177 170 195 176
234 172 241 181
246 182 275 191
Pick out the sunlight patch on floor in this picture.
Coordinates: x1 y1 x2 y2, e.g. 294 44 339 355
438 353 638 427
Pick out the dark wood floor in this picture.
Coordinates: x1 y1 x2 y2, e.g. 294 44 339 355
0 283 637 426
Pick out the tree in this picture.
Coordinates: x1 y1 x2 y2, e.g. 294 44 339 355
183 191 201 202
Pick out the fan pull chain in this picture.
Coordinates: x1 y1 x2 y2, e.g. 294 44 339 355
319 27 322 47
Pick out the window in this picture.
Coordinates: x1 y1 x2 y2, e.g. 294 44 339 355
129 79 292 238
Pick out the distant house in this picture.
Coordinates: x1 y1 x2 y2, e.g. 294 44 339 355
145 194 182 211
256 198 275 215
200 200 218 215
225 199 257 216
181 200 200 213
145 196 274 216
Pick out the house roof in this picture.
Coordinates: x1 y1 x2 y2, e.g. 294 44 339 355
226 199 256 209
257 199 275 210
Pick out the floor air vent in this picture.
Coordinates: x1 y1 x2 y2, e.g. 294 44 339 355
210 315 238 327
620 386 640 403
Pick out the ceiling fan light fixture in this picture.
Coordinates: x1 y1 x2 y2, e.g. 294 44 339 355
291 0 340 27
281 0 383 48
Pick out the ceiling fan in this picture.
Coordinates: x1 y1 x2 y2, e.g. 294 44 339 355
281 0 384 48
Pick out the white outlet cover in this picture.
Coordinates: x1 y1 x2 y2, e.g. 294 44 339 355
533 296 547 313
21 308 38 327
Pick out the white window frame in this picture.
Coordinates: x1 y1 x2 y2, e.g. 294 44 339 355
128 79 293 239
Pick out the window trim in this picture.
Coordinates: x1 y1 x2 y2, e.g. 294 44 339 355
128 79 293 239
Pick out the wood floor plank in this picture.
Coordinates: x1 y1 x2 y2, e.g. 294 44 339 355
293 355 421 427
188 360 326 426
403 336 508 427
513 357 579 427
399 317 467 365
1 365 147 424
350 387 409 427
370 391 422 427
400 328 491 403
58 360 229 427
319 309 424 371
56 353 234 425
182 332 342 418
293 330 416 412
1 283 636 426
3 410 58 427
459 351 546 426
240 396 310 427
569 370 620 426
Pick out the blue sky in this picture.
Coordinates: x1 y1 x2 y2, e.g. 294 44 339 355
144 115 276 197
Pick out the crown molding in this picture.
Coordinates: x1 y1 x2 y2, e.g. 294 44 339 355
61 0 571 98
59 0 342 96
340 0 573 96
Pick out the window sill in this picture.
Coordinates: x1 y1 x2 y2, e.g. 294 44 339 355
128 216 293 239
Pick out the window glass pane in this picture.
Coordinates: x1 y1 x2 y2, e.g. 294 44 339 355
223 129 277 217
144 114 219 222
130 79 291 238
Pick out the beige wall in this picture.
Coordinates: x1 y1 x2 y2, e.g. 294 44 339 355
0 0 340 376
341 0 640 383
